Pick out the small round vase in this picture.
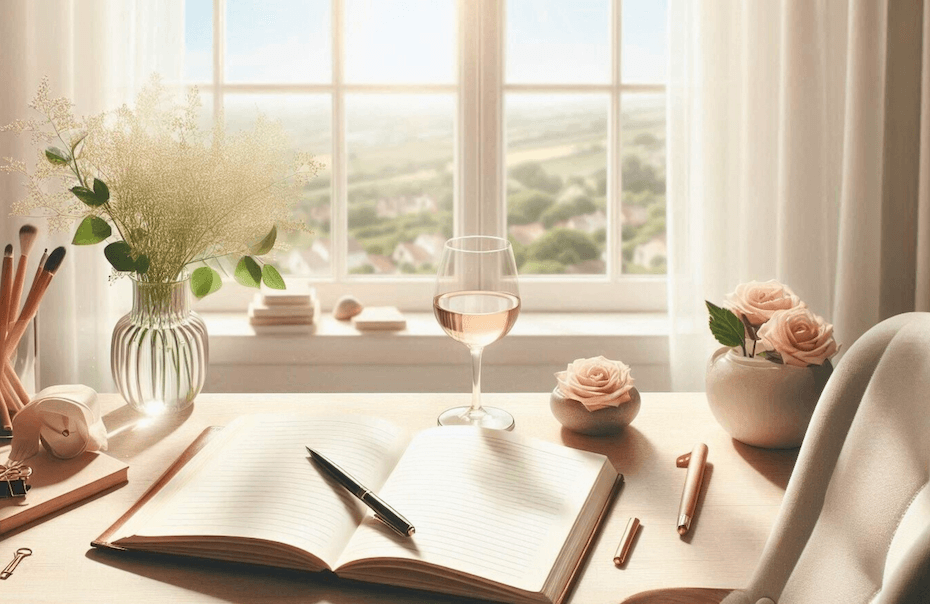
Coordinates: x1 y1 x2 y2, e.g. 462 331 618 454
550 387 641 436
705 347 832 449
111 276 208 416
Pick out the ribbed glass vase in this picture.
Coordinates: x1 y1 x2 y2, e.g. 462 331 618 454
111 276 208 416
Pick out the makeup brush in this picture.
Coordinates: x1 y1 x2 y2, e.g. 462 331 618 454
8 225 37 326
0 245 13 424
5 246 66 360
0 375 13 430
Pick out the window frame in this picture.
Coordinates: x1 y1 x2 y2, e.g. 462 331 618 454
192 0 667 313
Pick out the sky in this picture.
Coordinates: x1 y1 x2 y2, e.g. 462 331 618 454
183 0 667 85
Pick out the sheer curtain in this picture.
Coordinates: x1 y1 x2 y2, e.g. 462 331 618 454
0 0 183 391
667 0 930 390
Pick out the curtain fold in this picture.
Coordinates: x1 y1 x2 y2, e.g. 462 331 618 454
668 0 929 391
0 0 183 392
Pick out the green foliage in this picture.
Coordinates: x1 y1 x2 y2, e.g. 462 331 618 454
521 259 565 274
706 301 745 349
507 189 555 225
249 225 277 255
234 256 262 288
135 254 150 275
349 264 376 274
510 162 562 194
348 203 379 228
93 178 110 202
104 241 136 272
261 264 285 289
191 266 223 299
526 229 600 267
72 216 111 245
622 155 665 194
70 185 106 207
45 147 70 165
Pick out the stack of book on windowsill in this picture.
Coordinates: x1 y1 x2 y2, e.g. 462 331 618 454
248 284 319 334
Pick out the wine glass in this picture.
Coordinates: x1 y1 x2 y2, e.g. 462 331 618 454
433 236 521 430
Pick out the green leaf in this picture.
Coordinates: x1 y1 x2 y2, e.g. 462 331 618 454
706 301 745 348
93 178 110 202
71 215 111 245
234 256 262 288
104 241 136 272
45 147 70 165
135 254 150 275
191 266 223 299
249 225 277 255
70 186 106 207
261 264 286 290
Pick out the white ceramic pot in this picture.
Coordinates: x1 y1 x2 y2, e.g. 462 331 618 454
549 387 641 436
705 347 832 449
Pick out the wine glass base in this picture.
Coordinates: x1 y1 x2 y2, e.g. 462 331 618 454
437 406 515 431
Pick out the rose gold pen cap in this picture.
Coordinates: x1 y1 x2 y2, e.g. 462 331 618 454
614 517 640 566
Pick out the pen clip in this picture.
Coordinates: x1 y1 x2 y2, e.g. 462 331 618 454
676 452 691 467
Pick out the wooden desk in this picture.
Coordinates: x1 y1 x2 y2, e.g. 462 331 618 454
5 392 797 603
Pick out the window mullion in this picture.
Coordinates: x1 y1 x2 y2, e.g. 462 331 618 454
611 0 623 281
332 0 347 281
478 0 504 237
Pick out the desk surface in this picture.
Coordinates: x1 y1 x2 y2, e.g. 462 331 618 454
4 392 797 604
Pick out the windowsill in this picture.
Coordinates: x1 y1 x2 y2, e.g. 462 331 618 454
203 311 671 392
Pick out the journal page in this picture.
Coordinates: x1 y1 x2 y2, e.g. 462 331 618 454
111 413 408 570
336 426 615 594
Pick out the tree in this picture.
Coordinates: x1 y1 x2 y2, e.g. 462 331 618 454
508 189 555 225
348 203 379 228
510 162 562 194
527 229 600 266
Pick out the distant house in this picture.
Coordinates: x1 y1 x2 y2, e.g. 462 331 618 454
508 222 546 246
566 211 606 233
312 237 368 270
392 242 434 269
413 233 447 261
376 194 438 218
633 235 667 268
367 254 396 274
621 205 649 227
286 247 329 274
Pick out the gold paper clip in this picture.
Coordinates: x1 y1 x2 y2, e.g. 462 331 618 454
0 464 32 498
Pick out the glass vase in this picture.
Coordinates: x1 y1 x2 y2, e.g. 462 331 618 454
111 276 208 416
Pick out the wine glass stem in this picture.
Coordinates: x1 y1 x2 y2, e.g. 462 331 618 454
468 345 485 417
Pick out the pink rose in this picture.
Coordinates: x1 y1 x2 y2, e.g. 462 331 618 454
724 280 805 326
555 356 635 412
758 307 838 367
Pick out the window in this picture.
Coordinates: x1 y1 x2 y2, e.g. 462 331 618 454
185 0 667 312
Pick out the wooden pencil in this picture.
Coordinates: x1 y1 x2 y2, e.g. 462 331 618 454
8 225 37 327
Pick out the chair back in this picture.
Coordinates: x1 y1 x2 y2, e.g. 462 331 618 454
723 312 930 604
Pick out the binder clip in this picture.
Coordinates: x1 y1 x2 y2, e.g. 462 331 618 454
0 464 32 499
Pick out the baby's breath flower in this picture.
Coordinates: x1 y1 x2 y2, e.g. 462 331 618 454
2 76 320 287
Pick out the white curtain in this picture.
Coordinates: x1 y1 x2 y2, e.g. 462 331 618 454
668 0 930 390
0 0 183 391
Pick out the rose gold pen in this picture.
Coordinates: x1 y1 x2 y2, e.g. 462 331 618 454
676 443 708 535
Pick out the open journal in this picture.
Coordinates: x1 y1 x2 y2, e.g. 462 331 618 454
93 415 621 604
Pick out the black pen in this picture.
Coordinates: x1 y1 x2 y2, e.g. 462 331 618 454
306 446 415 537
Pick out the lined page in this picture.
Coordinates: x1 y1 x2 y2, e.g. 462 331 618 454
114 414 407 569
337 426 612 592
